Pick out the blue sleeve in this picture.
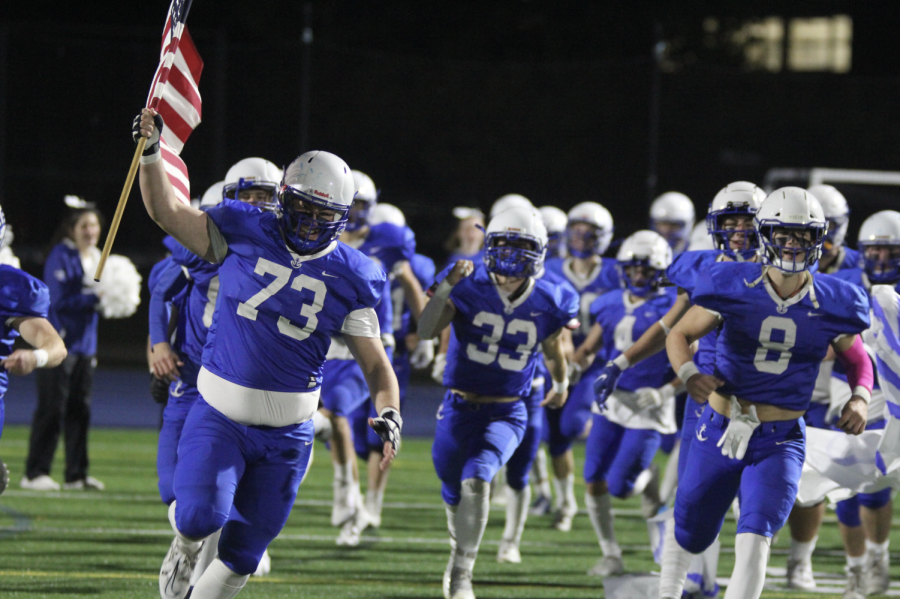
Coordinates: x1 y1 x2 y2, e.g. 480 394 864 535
149 261 189 346
206 200 258 246
169 240 209 271
690 270 728 315
401 226 416 263
0 268 50 320
43 247 98 313
412 254 436 289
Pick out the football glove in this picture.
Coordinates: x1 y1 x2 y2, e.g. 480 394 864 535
409 338 435 370
592 361 623 411
132 112 164 157
150 375 169 405
370 407 403 453
431 353 447 385
717 395 760 460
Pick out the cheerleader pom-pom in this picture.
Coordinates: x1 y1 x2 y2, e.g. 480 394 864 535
95 255 142 319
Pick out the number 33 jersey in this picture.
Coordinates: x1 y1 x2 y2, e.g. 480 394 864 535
202 201 386 392
692 262 869 411
436 262 579 397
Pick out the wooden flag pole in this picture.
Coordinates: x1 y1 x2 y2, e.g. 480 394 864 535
94 136 147 282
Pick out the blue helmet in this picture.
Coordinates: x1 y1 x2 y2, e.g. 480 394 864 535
277 151 355 255
483 207 548 278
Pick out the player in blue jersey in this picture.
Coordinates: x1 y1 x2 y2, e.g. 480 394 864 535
570 231 678 576
592 181 766 596
317 170 425 545
418 206 578 599
650 192 695 256
136 109 401 599
789 210 900 596
541 201 618 530
808 185 859 274
0 206 68 494
538 206 568 259
658 188 872 599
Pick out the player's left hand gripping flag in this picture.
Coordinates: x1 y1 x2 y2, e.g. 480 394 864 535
146 0 203 205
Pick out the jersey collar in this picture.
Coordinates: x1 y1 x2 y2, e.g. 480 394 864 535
761 270 812 313
562 257 602 291
489 272 535 314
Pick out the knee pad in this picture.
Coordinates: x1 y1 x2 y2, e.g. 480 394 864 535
175 498 229 540
858 488 892 510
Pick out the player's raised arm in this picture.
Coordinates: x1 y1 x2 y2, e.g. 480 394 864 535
666 304 723 401
417 260 473 339
3 317 67 375
135 109 214 261
831 333 872 435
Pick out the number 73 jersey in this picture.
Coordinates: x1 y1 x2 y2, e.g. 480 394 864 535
438 263 579 397
692 262 870 411
202 201 386 393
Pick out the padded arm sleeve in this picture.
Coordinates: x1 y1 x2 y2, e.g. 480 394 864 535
417 279 452 340
835 335 874 403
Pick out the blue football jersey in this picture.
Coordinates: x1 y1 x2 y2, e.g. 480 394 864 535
591 288 678 391
692 263 870 411
202 201 386 392
443 249 485 273
0 265 50 397
437 263 579 397
543 256 620 348
667 250 724 377
392 253 436 340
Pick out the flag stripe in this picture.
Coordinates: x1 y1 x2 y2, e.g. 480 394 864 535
177 28 203 83
158 98 194 147
167 67 202 121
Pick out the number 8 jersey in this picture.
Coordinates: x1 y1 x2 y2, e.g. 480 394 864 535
436 262 579 397
202 201 386 392
692 262 869 411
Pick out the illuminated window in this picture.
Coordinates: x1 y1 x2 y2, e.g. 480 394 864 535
787 15 852 72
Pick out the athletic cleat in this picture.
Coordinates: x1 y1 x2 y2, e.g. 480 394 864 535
587 555 624 577
448 566 475 599
19 475 60 491
63 476 105 491
496 539 521 564
159 537 202 599
864 552 890 595
336 507 371 546
785 558 816 590
0 460 9 495
528 493 552 516
253 549 271 576
843 564 866 599
552 505 576 532
442 557 453 599
641 464 663 519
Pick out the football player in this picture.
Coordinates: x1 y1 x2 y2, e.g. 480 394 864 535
418 206 578 599
659 188 871 599
135 109 401 599
650 192 695 256
808 184 858 274
572 231 678 576
542 201 618 531
0 204 68 493
538 206 568 259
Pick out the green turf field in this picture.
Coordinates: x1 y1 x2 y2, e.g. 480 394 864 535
0 425 895 598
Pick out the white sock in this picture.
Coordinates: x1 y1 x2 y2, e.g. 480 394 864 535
659 520 695 598
190 528 222 586
333 461 353 485
866 538 890 560
551 476 565 511
445 503 458 553
632 468 653 496
190 559 249 599
660 441 680 504
168 501 203 553
553 474 576 512
532 448 552 498
689 535 721 594
723 533 771 599
789 536 817 563
585 492 621 558
365 489 384 520
847 553 866 568
454 478 490 572
502 485 531 544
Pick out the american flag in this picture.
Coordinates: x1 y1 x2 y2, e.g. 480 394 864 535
146 0 203 206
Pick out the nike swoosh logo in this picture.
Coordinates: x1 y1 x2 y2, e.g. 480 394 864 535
304 440 314 445
775 440 792 445
322 271 339 278
807 312 821 317
530 311 542 317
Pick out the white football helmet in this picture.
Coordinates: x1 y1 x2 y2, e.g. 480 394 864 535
0 203 6 249
278 151 355 254
348 170 379 232
755 187 826 273
566 202 614 258
858 210 900 284
706 182 764 261
484 206 548 278
223 158 282 210
539 206 568 259
490 194 533 219
688 222 715 251
616 230 672 297
200 181 226 208
650 192 695 253
808 184 850 250
369 203 406 227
